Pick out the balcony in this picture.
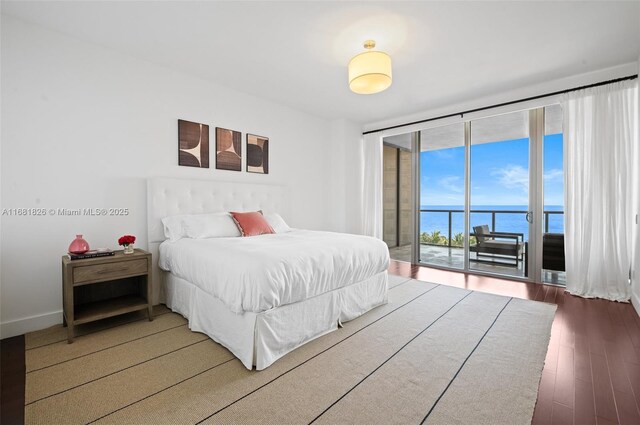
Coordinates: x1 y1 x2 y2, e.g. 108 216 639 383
388 208 566 284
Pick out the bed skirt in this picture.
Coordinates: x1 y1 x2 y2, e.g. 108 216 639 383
164 271 389 370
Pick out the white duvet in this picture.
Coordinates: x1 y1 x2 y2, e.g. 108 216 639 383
159 230 389 314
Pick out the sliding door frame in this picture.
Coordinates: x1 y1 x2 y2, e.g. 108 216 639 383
411 131 421 265
530 108 545 284
463 121 471 271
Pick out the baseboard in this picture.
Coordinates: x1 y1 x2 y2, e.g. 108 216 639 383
632 290 640 318
0 310 63 339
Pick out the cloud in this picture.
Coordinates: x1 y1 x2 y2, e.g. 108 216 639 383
544 169 563 181
430 149 455 159
491 165 528 192
420 191 462 205
438 175 463 193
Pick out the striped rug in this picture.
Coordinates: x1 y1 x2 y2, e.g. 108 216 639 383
24 276 555 425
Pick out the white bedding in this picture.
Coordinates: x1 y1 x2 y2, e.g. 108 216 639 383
159 230 390 314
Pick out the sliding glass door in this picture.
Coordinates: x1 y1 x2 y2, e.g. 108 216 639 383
419 123 466 269
469 111 531 279
416 105 565 284
383 134 417 263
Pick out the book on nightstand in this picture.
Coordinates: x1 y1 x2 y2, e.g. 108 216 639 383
67 249 115 260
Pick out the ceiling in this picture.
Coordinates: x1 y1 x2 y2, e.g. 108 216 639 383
385 104 562 152
3 1 639 125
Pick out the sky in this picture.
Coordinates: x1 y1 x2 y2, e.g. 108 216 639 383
420 133 564 207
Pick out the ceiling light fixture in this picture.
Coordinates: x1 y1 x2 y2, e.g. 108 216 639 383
348 40 392 95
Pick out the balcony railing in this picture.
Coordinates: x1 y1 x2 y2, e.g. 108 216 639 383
420 208 564 247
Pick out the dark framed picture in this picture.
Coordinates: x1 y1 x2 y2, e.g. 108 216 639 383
246 134 269 174
215 127 242 171
178 119 209 168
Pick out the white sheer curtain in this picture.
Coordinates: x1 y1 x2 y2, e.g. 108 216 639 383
361 132 383 239
562 80 638 301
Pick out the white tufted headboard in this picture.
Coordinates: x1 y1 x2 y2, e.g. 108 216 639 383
146 177 289 303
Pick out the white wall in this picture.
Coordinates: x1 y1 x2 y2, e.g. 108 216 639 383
0 16 352 337
327 119 363 235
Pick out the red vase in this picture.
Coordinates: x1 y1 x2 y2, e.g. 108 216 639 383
68 235 90 254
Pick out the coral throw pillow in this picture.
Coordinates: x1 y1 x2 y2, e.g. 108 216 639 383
230 211 275 237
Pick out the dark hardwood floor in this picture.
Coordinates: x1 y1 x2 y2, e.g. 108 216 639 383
2 262 639 425
389 260 640 425
1 335 25 425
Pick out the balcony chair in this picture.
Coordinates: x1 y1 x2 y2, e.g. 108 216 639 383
470 224 525 268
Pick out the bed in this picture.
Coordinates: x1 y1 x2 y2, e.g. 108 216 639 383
147 177 389 370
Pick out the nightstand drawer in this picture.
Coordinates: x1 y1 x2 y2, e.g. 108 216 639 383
73 259 148 284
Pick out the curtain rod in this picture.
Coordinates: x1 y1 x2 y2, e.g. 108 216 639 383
362 74 638 135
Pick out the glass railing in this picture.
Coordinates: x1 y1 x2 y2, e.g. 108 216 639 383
419 208 564 247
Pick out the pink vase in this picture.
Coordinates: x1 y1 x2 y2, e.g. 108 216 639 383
68 235 90 254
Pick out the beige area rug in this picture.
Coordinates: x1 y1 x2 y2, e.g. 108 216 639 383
24 277 556 425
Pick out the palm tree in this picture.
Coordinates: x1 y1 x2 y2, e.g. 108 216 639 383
420 230 450 246
452 232 464 247
433 230 449 245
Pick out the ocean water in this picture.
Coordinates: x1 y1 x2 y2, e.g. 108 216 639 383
420 205 564 241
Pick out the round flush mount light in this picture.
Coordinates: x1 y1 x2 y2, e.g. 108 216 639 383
348 40 392 95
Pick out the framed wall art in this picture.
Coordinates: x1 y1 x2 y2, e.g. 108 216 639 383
216 127 242 171
178 119 209 168
246 134 269 174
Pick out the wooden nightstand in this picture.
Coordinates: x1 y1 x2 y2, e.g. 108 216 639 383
61 249 153 343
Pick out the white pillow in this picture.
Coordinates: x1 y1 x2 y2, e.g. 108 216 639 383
161 215 186 242
162 212 241 241
263 212 291 233
184 213 241 238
